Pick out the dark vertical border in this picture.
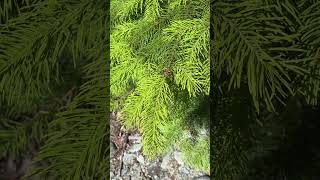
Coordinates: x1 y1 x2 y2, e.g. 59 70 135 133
210 0 215 177
107 0 111 179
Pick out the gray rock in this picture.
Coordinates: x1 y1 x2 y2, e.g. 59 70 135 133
173 151 184 166
193 175 211 180
122 153 136 164
129 163 141 177
137 155 145 164
128 134 142 143
160 153 171 169
147 164 161 178
180 166 190 174
128 143 142 153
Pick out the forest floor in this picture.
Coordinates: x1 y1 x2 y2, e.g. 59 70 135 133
110 112 210 180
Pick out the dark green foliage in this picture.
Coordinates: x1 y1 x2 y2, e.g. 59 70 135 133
213 0 320 179
0 0 109 179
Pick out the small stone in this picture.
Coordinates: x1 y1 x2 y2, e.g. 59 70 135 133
137 155 145 164
147 164 161 177
121 167 128 177
180 167 189 174
122 153 135 164
129 143 142 153
161 153 171 169
128 134 142 143
173 151 184 166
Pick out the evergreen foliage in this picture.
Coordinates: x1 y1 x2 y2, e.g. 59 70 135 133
0 0 109 179
3 0 320 179
213 0 320 179
111 0 210 172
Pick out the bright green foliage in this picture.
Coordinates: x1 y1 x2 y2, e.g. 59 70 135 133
111 0 210 171
0 0 109 179
180 132 210 171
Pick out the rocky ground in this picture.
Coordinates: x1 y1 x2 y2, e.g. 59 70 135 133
110 112 210 180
